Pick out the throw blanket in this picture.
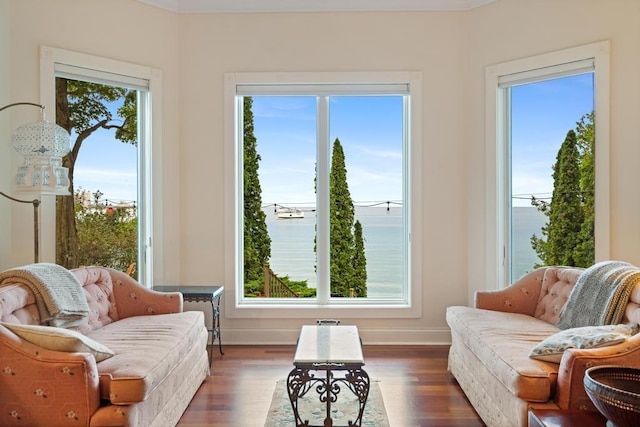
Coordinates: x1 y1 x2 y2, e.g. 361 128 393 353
556 261 640 329
0 263 89 328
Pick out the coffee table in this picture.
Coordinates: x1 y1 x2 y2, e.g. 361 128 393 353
287 324 370 427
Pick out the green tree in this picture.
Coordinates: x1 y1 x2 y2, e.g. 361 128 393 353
573 112 595 266
352 220 367 297
243 97 271 283
531 129 584 266
75 190 138 278
329 138 356 297
315 138 369 297
55 78 137 268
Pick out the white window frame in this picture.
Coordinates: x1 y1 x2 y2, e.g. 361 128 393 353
484 41 610 290
223 71 423 319
39 46 162 286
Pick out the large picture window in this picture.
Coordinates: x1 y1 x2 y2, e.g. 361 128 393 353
225 72 422 315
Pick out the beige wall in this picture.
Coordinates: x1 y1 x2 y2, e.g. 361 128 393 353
0 0 10 266
3 0 639 344
178 11 470 342
1 0 182 280
466 0 640 301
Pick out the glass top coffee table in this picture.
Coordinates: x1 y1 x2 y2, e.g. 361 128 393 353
287 324 370 427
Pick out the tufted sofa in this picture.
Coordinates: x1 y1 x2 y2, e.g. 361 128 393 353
0 265 209 427
447 265 640 427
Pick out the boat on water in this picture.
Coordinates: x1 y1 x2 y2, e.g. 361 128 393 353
276 207 304 219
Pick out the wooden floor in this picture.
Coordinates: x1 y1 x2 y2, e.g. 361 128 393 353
178 345 485 427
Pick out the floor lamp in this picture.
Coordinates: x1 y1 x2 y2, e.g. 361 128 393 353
1 102 71 263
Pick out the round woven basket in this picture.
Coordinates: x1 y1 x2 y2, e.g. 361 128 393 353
584 365 640 427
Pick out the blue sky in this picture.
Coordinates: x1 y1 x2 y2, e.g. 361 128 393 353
73 124 138 204
252 95 404 208
511 73 594 207
73 74 593 207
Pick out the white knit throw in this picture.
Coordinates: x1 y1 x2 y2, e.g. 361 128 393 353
556 260 640 329
0 263 89 328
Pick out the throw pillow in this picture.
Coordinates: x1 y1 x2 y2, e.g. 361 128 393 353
529 323 639 363
1 322 115 362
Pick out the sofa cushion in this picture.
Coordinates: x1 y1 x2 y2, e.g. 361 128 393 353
447 306 561 402
529 323 639 363
1 321 115 362
71 267 120 333
534 267 583 325
86 311 206 404
0 284 41 325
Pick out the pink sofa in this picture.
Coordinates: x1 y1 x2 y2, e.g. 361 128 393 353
0 265 209 427
447 264 640 427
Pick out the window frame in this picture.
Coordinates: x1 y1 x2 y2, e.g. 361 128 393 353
484 41 610 290
39 46 162 285
223 71 423 319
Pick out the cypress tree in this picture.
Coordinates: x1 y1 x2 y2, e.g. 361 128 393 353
531 130 584 266
329 138 355 297
352 220 367 297
243 97 271 282
573 112 595 267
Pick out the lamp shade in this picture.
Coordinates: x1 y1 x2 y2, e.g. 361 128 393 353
12 120 72 195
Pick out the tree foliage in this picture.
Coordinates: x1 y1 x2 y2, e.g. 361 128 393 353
55 78 137 268
243 97 271 283
352 220 367 297
328 139 367 297
573 112 595 266
329 139 355 296
75 190 138 279
531 113 595 267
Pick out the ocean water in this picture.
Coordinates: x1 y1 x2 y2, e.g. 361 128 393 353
265 206 547 295
511 207 547 281
266 206 402 298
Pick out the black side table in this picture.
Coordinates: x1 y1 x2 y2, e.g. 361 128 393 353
153 285 224 368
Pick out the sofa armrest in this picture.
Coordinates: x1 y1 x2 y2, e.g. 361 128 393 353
107 268 183 318
0 324 101 425
73 267 183 320
474 267 547 315
555 333 640 410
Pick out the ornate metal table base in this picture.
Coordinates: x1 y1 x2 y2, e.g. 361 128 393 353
287 365 370 427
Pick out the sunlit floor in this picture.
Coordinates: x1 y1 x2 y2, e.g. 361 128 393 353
178 345 484 427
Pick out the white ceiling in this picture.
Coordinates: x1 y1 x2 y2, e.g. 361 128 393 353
136 0 498 13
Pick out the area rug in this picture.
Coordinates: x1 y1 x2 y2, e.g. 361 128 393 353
264 379 390 427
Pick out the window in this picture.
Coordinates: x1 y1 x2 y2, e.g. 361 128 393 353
485 41 610 288
224 72 422 317
40 46 162 285
509 73 594 282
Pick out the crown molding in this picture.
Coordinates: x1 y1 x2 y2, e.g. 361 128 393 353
136 0 497 13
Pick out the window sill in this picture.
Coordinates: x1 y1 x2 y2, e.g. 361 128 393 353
226 300 422 319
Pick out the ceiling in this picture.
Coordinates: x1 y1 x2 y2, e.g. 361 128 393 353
136 0 498 13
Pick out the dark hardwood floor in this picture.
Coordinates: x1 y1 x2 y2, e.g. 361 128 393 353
178 345 485 427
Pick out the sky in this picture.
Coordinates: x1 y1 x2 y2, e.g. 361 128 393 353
252 95 404 208
72 114 138 204
73 74 593 208
511 73 594 207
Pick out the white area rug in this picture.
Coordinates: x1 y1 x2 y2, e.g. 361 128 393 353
264 379 390 427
